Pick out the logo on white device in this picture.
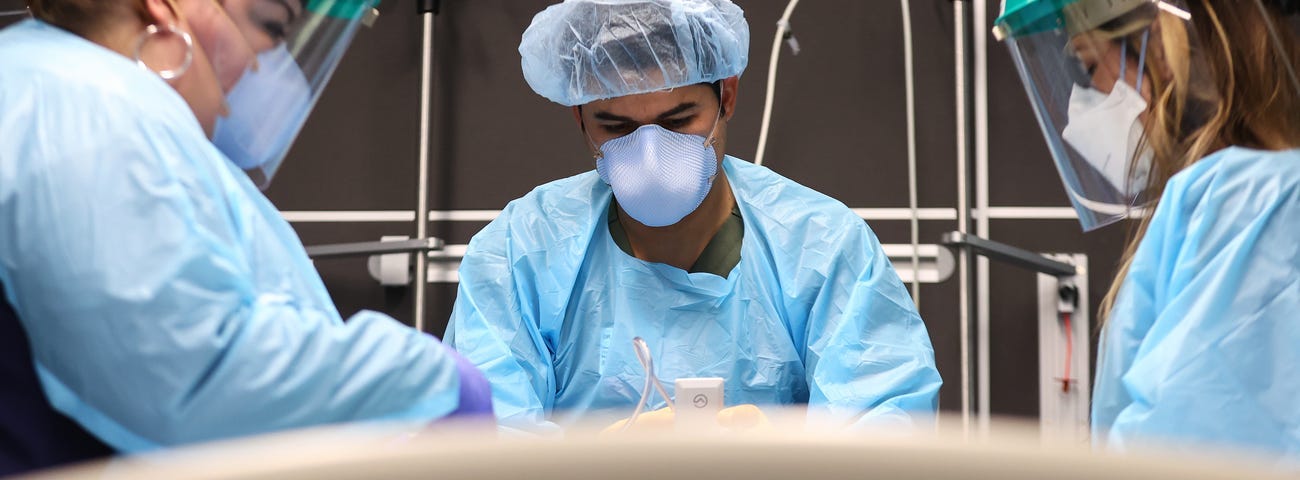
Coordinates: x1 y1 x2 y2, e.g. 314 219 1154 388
692 394 709 408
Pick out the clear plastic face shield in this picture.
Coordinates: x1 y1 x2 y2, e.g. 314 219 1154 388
0 6 30 18
993 0 1213 230
214 0 380 188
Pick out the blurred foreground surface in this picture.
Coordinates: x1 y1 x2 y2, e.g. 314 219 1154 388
14 409 1288 480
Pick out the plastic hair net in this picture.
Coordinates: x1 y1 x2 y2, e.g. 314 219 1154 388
519 0 750 106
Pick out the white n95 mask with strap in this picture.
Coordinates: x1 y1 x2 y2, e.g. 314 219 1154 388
1061 80 1152 198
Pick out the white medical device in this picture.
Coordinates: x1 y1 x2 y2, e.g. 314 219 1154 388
674 377 724 433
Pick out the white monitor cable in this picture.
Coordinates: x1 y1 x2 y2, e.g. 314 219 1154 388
754 0 802 167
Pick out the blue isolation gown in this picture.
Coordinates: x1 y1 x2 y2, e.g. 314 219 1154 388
446 156 942 433
0 20 477 453
1093 146 1300 462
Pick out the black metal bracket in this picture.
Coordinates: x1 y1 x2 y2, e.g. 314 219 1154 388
305 237 445 260
940 231 1077 278
417 0 441 15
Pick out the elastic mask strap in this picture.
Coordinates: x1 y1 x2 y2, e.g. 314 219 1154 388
1136 29 1150 92
1119 38 1128 85
703 87 726 148
580 117 603 160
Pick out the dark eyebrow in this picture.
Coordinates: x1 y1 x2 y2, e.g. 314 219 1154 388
654 102 698 120
591 102 699 124
593 111 635 123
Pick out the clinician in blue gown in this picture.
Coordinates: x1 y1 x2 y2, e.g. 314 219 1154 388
1092 148 1300 458
0 1 488 472
993 0 1300 462
446 0 941 433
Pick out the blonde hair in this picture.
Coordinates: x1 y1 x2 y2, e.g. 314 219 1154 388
1099 1 1300 321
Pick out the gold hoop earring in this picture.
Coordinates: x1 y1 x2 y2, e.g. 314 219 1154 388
133 24 194 80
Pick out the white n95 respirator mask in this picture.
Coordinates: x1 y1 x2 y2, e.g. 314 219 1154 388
595 123 721 228
1060 33 1154 199
212 44 312 186
1060 80 1152 198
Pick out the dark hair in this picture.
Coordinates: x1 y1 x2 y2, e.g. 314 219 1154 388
26 0 147 36
1266 0 1300 16
705 80 722 104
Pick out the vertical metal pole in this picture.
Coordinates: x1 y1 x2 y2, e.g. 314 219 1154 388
973 0 992 437
414 12 434 333
901 0 922 306
954 0 979 438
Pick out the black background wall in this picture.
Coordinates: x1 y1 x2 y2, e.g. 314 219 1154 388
1 0 1134 421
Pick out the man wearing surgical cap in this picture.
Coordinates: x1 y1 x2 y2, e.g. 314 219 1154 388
446 0 941 434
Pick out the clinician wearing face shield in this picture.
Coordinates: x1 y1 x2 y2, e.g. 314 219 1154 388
995 0 1300 461
210 0 316 186
0 0 491 475
445 0 941 434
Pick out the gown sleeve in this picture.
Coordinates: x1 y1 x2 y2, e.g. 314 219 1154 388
802 217 942 430
445 204 562 435
0 71 469 452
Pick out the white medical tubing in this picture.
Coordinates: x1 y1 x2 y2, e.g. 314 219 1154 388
625 378 654 431
623 337 674 432
754 0 801 167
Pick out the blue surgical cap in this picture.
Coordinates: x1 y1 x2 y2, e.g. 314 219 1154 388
520 0 750 106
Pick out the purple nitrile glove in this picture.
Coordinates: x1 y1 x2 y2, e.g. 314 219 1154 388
447 349 494 417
